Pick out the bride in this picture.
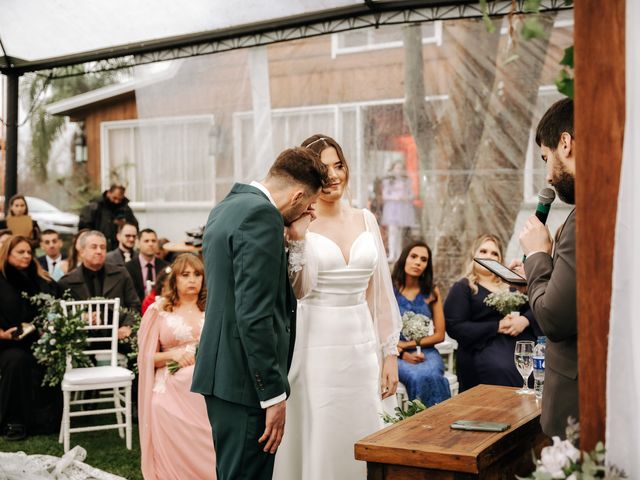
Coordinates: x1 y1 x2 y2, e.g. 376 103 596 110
274 134 401 480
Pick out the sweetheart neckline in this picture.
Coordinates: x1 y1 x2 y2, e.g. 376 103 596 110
307 230 371 266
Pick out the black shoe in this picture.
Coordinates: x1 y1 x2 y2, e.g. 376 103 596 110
4 423 27 441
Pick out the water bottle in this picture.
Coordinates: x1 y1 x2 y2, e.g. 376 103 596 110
533 336 546 399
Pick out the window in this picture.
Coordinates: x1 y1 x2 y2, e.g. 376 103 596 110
331 22 442 58
101 115 218 203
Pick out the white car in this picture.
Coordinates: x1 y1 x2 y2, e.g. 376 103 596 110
1 196 79 236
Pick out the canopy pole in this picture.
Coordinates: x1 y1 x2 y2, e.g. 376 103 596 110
4 72 19 214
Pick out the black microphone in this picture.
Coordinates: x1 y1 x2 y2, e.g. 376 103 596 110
522 188 556 262
534 187 556 225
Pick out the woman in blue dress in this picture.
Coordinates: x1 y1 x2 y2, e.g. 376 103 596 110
391 240 451 406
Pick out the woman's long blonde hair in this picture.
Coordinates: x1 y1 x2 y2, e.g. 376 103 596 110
463 233 504 294
160 254 207 312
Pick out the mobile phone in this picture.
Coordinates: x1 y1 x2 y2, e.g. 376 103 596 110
473 258 527 285
450 420 510 432
11 322 36 340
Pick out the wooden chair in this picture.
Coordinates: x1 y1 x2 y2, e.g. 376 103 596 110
58 298 134 453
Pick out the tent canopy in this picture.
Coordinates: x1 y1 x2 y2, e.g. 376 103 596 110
0 0 568 76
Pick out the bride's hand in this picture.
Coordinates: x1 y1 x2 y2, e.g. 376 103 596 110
286 209 314 241
380 355 399 399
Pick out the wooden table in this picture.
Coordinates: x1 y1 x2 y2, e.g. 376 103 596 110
355 385 548 479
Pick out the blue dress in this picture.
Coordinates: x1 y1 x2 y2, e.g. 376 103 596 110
395 290 451 406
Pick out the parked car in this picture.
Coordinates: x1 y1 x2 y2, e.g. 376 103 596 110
1 196 79 236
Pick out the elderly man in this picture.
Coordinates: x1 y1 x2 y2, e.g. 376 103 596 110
58 230 140 339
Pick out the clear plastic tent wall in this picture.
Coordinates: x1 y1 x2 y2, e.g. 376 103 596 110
104 12 572 289
0 0 362 69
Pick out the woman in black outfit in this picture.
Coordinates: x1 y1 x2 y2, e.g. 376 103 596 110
0 235 59 440
444 234 541 392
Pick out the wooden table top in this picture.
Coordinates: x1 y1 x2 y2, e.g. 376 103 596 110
355 384 542 474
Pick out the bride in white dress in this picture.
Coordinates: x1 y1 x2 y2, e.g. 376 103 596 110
274 134 401 480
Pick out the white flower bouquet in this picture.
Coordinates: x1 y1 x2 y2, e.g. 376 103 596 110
519 418 626 479
484 290 529 316
401 311 433 354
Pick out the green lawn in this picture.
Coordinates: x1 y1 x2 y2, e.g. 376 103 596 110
0 419 142 480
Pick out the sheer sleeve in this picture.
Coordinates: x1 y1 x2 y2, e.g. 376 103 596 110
363 209 402 357
288 235 319 299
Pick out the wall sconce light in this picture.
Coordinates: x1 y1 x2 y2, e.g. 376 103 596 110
74 124 87 163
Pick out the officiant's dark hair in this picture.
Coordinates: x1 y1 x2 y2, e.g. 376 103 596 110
267 147 329 195
392 240 435 303
535 97 573 148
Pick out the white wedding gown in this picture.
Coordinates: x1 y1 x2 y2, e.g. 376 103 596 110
274 209 401 480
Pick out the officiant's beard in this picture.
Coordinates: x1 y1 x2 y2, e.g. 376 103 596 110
552 170 575 204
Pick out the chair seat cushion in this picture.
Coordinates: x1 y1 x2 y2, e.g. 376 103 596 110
62 366 133 387
444 372 458 386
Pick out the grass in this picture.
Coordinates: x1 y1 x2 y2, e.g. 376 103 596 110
0 416 142 480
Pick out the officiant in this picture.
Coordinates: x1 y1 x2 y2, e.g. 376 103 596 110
0 235 61 441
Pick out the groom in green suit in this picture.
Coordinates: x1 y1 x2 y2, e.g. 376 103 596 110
192 147 328 480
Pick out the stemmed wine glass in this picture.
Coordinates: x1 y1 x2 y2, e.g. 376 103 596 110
514 340 535 395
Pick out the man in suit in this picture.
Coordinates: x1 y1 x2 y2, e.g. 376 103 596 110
105 223 137 266
37 229 66 276
516 98 577 439
125 228 169 303
58 230 141 340
191 147 328 480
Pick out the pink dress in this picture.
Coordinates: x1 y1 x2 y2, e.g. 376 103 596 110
138 300 216 480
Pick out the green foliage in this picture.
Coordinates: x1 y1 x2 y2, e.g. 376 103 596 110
556 46 574 98
381 399 427 424
22 67 128 181
480 0 496 34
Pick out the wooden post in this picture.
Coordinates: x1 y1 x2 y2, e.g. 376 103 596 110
574 0 625 449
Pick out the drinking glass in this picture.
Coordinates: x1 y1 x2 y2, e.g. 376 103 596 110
514 340 535 395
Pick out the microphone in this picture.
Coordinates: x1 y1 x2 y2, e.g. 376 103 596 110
522 188 556 262
534 187 556 225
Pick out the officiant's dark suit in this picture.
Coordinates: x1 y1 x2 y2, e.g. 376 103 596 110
191 183 296 480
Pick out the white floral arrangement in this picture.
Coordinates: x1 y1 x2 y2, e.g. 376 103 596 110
401 311 433 346
483 290 529 316
519 418 626 480
27 293 92 387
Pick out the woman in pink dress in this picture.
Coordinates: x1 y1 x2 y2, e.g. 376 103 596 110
138 254 216 479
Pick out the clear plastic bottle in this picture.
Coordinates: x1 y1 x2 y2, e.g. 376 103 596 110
533 336 546 399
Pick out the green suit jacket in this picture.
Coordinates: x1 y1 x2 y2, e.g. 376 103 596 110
191 183 296 408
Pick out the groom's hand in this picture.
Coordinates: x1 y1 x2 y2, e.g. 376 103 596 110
259 400 286 454
286 205 316 241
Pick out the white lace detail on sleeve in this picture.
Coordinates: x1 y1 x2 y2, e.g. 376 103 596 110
381 332 401 357
287 240 306 276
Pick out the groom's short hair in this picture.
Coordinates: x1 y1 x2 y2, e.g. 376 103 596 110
267 147 330 194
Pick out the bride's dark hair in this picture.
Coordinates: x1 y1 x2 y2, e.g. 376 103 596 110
301 134 350 186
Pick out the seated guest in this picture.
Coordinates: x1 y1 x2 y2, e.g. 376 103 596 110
37 229 66 281
0 195 40 248
0 235 60 441
138 254 215 479
126 229 169 302
0 229 12 250
141 267 171 315
58 230 140 341
105 223 138 266
444 234 541 392
392 240 451 406
156 237 174 263
59 229 89 275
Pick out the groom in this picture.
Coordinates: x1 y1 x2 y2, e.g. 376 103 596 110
192 147 328 480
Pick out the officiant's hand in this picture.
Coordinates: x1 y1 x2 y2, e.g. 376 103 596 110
0 327 17 340
260 400 286 454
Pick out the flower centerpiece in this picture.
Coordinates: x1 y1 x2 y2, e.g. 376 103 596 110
484 290 528 316
401 311 433 354
519 418 626 479
27 293 92 387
